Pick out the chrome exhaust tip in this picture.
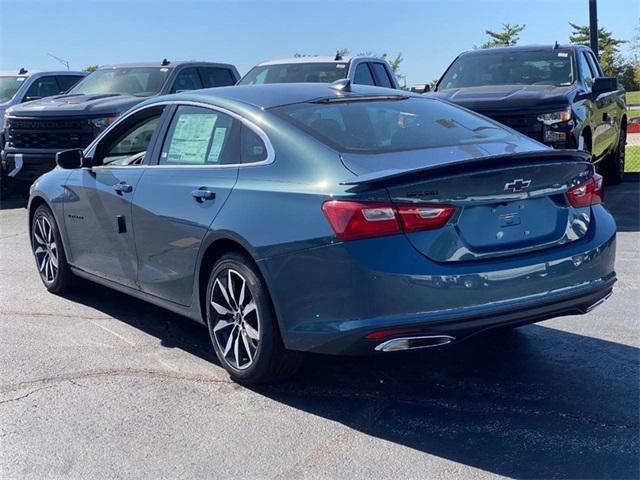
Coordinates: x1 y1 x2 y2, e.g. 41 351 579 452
375 335 455 352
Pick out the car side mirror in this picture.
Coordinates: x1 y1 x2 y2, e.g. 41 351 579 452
592 77 618 94
56 149 87 169
410 84 430 94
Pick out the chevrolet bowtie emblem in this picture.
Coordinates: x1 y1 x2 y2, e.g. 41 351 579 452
504 179 531 192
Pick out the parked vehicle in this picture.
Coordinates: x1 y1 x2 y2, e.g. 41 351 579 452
628 116 640 134
430 45 628 184
238 53 400 89
1 68 85 195
2 60 239 193
28 83 616 383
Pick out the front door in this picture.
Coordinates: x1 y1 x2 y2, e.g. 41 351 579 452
132 104 242 305
63 107 167 287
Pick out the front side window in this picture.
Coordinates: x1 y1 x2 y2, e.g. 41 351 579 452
69 68 170 97
585 52 602 78
274 97 513 154
438 50 575 89
578 52 594 90
354 64 375 86
24 76 60 101
98 111 164 166
371 63 393 88
238 63 348 85
171 68 203 93
0 76 25 103
160 105 238 165
56 75 83 92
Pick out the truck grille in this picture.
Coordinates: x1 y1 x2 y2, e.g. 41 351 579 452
6 117 95 149
479 112 543 142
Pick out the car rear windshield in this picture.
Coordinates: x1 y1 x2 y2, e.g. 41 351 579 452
68 67 170 97
0 76 24 103
438 50 575 89
238 63 348 85
273 97 513 154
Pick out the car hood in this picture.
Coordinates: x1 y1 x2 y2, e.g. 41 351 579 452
6 93 145 117
430 84 574 113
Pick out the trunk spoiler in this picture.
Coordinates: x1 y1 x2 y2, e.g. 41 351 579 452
340 149 592 186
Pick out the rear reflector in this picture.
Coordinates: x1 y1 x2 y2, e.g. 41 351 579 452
365 328 422 340
566 174 604 208
322 201 456 241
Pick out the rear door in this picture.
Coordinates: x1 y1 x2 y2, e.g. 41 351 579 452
131 104 243 306
63 105 168 287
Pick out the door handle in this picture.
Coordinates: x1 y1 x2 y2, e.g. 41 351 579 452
192 187 216 202
113 181 133 194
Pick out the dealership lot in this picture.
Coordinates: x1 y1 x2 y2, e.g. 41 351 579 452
0 183 638 479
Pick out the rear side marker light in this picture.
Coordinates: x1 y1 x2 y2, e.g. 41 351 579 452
566 174 604 208
322 200 456 241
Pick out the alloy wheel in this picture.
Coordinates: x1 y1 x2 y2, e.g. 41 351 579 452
33 215 58 284
210 269 260 370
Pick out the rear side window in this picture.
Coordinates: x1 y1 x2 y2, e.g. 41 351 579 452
199 68 235 87
24 76 60 101
56 75 83 92
371 63 393 88
171 68 203 93
238 63 347 85
241 125 268 163
160 105 239 165
274 97 512 154
354 64 375 86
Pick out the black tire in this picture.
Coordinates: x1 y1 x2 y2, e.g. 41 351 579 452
600 128 626 185
205 251 303 384
31 204 74 294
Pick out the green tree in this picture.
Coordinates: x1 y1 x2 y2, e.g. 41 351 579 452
481 23 525 48
568 22 627 77
83 65 99 74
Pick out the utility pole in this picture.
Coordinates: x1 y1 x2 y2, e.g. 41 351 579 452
589 0 598 58
47 52 70 70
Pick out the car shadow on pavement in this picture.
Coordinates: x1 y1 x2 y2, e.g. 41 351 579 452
605 180 639 232
65 283 639 479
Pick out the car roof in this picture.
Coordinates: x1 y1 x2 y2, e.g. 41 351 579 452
153 83 417 110
97 61 236 69
255 55 381 66
0 70 84 77
459 44 583 57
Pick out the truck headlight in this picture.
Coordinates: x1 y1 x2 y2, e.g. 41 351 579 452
88 116 117 134
537 107 572 125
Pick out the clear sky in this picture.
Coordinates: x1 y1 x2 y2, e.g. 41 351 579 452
0 0 637 84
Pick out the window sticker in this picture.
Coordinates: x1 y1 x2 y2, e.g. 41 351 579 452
336 64 347 69
558 52 568 57
207 127 228 163
17 77 25 81
166 113 217 164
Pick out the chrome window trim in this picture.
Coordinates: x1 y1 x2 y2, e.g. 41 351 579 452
86 100 275 170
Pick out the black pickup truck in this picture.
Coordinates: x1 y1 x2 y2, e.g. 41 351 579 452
430 44 627 184
1 60 239 194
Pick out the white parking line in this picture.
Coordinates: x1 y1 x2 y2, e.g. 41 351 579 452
89 320 136 346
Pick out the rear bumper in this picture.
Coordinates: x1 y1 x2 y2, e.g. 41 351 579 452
1 149 57 185
260 204 617 355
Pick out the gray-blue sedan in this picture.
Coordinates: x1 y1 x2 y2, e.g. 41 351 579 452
27 83 616 383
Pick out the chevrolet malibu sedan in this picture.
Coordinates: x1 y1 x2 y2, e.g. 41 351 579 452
27 83 616 383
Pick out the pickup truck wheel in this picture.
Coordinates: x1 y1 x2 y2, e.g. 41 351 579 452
601 129 625 185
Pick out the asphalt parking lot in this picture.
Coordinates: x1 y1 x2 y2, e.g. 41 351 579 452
0 182 638 480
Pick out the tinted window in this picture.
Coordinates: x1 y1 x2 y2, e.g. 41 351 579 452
199 68 235 88
0 76 24 103
24 76 60 101
371 63 393 88
238 63 347 85
241 126 267 163
171 68 203 93
439 50 575 89
274 97 512 154
354 64 375 86
100 112 163 166
160 105 238 165
69 68 169 97
585 52 602 77
56 75 83 92
578 52 594 90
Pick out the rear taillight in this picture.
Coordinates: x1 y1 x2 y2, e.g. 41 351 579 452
322 200 456 241
566 174 604 208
